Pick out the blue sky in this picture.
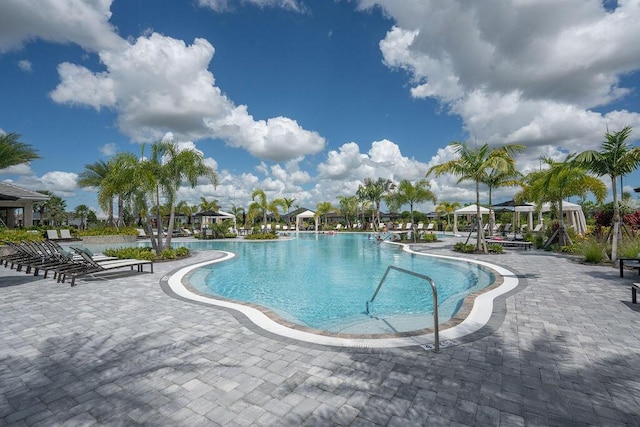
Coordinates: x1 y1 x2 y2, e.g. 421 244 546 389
1 0 640 216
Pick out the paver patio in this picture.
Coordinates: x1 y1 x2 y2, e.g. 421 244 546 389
1 237 639 426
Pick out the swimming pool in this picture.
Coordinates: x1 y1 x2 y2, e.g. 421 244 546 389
176 233 496 335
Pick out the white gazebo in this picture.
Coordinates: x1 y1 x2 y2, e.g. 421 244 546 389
516 201 587 235
295 209 318 231
453 204 491 234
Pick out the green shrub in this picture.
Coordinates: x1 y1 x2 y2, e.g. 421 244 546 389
488 243 504 254
617 238 640 259
175 247 190 257
78 226 138 237
420 233 438 242
581 239 606 264
0 229 43 243
160 248 177 259
104 246 157 261
244 233 279 240
453 242 477 253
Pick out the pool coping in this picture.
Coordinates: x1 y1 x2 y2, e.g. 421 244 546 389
160 243 525 349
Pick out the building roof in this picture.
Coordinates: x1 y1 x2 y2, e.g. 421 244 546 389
0 181 49 201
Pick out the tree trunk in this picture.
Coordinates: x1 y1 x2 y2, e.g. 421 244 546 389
611 176 620 264
475 180 487 253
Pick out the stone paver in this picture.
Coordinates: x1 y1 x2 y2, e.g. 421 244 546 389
1 236 639 426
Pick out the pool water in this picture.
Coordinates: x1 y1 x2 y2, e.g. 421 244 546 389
182 234 495 335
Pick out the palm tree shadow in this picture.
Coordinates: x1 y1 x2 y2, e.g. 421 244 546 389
0 332 233 424
275 330 640 425
0 275 42 288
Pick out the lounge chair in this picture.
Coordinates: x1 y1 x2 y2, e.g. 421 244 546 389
63 248 153 286
426 223 434 231
46 230 60 240
136 228 148 238
58 229 75 241
182 228 193 237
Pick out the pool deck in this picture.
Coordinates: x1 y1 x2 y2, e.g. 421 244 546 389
1 236 639 426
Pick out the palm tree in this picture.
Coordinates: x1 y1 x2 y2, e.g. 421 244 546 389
427 142 525 252
315 201 334 229
153 141 217 250
358 177 395 230
336 195 358 229
0 133 40 170
574 126 640 263
483 168 522 235
230 203 245 226
517 155 606 247
247 189 286 231
78 160 115 226
282 197 296 226
74 204 90 230
386 179 437 226
43 194 67 227
199 197 220 213
435 201 461 229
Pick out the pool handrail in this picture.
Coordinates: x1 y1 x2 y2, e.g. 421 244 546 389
366 265 440 353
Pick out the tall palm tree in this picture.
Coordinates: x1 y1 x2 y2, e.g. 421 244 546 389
152 141 217 250
386 179 437 226
74 204 90 230
483 168 522 235
0 133 40 169
336 195 358 229
78 160 115 226
199 197 220 213
230 203 245 227
315 201 334 228
574 126 640 263
282 197 296 226
517 155 606 247
427 142 525 252
248 189 286 231
435 201 461 229
43 194 67 227
358 177 395 230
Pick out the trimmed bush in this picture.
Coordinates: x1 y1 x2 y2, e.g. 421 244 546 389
488 243 504 254
0 229 43 243
244 233 279 240
104 246 157 261
453 242 477 253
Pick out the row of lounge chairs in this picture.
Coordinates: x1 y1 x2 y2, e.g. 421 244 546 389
0 240 153 286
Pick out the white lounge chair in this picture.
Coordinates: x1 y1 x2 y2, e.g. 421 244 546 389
46 230 60 240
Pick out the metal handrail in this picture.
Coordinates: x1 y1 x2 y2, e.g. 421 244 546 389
366 265 440 353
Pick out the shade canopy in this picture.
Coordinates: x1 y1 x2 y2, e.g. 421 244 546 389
454 204 490 214
296 209 318 231
196 210 237 230
453 204 490 233
509 201 587 235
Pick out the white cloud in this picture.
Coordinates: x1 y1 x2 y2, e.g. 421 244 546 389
196 0 305 13
0 0 125 53
50 32 325 162
99 142 117 156
0 163 33 176
17 60 31 72
360 0 640 169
